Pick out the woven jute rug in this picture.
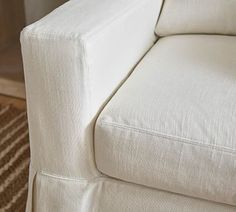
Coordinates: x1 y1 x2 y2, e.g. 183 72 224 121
0 105 29 212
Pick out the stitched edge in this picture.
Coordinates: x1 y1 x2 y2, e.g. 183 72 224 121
100 121 236 155
40 171 105 182
21 0 151 41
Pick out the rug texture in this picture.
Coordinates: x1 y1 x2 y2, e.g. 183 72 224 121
0 105 29 212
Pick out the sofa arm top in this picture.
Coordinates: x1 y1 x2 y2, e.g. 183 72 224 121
21 0 162 178
23 0 158 40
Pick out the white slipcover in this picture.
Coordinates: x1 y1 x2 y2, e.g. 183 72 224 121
20 0 236 211
34 172 236 212
21 0 163 211
95 35 236 206
156 0 236 36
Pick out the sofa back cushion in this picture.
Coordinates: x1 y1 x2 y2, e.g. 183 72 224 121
155 0 236 36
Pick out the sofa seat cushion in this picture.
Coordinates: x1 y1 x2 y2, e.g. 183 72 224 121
94 35 236 206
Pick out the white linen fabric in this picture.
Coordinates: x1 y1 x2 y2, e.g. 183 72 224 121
20 0 162 211
21 0 236 211
155 0 236 36
95 35 236 206
33 172 236 212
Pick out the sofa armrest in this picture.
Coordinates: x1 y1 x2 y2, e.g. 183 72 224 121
21 0 162 178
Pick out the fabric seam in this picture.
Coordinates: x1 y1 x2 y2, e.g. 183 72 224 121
21 0 150 41
40 171 105 182
100 121 236 154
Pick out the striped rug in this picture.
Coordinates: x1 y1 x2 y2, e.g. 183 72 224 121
0 105 29 212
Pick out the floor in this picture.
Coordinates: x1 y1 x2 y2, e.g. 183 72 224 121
0 94 26 110
0 93 29 212
0 43 25 99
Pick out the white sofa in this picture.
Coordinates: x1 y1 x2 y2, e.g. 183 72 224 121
21 0 236 211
